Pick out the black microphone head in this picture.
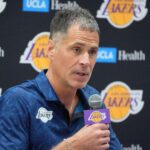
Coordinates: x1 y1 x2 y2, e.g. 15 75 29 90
88 94 102 109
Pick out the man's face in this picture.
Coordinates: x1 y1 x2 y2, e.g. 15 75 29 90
48 25 99 90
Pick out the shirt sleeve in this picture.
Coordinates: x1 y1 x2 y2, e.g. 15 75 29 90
0 89 30 150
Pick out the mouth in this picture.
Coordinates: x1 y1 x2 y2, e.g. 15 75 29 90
76 72 89 76
74 71 90 82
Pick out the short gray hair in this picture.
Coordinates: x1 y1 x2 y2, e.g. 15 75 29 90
49 6 100 40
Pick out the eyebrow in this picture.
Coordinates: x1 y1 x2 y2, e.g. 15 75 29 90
72 42 85 46
71 42 98 49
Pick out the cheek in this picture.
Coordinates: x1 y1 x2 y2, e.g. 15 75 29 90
55 55 69 71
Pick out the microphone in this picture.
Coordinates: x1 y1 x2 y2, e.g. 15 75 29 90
84 94 110 125
88 94 103 109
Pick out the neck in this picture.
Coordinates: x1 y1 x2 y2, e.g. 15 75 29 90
46 70 78 116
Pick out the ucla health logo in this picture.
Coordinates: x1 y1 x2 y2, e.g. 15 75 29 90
51 0 79 10
23 0 50 12
101 81 144 123
96 0 148 28
96 47 117 63
20 32 50 72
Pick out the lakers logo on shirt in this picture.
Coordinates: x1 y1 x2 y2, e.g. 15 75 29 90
36 107 53 123
20 32 50 72
96 0 148 28
101 81 144 122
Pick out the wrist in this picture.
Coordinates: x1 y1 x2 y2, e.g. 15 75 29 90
64 139 72 150
66 136 79 150
52 136 78 150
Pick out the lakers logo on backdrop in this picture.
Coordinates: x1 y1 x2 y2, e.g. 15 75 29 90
96 0 148 28
101 81 144 122
20 32 50 72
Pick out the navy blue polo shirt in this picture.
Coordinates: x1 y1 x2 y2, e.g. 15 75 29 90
0 71 122 150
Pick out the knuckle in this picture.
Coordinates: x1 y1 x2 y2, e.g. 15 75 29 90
106 130 110 136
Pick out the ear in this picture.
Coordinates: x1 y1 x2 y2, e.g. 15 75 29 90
47 39 55 60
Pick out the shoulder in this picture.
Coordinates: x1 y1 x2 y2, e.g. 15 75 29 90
0 79 39 107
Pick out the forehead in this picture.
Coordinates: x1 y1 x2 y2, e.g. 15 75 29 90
61 25 99 46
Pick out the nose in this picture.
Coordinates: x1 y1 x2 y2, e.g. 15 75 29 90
79 52 90 66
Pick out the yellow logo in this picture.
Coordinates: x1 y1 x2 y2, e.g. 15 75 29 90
96 0 148 28
101 81 144 122
20 32 50 72
88 111 102 123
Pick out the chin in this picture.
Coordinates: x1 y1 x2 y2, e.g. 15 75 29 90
72 82 87 89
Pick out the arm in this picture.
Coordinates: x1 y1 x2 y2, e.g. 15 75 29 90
52 124 110 150
0 90 29 150
52 103 122 150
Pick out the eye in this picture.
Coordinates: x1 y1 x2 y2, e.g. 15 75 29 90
72 47 81 54
89 49 98 57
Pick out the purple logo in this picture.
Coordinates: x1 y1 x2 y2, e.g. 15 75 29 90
84 109 110 125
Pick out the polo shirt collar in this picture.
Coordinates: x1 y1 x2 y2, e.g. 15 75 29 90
35 70 59 101
35 70 91 109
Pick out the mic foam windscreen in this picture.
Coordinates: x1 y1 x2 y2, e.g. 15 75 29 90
88 94 102 109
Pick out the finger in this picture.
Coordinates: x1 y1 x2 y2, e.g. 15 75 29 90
100 137 110 144
100 143 110 150
93 123 109 130
98 130 110 137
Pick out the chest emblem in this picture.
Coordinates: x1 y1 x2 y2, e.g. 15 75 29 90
36 107 53 123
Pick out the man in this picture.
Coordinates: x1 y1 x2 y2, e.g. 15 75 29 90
0 6 122 150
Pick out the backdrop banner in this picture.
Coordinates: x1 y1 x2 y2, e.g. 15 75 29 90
0 0 150 149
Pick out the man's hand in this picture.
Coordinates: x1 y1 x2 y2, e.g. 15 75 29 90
52 124 110 150
69 123 110 150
